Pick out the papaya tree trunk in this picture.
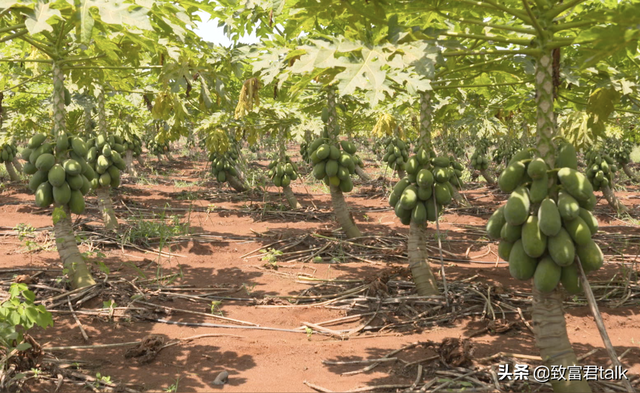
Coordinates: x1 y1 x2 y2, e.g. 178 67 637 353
283 185 298 209
408 220 439 295
532 46 591 392
12 158 23 173
5 161 19 181
480 169 496 186
52 61 95 289
622 162 637 182
532 288 591 392
54 205 96 288
96 187 118 231
227 174 247 192
125 150 138 177
137 156 145 167
355 165 370 181
329 184 361 238
601 185 628 214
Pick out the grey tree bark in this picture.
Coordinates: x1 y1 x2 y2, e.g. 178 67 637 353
408 220 439 295
283 185 299 209
329 184 361 238
479 169 496 186
5 161 19 181
12 158 23 173
96 187 119 231
601 185 628 214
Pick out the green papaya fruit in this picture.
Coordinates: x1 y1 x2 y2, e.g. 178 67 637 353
508 239 538 280
534 256 562 293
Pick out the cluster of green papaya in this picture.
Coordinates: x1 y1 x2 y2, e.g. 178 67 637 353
123 134 143 157
382 137 409 171
445 139 465 160
210 149 240 183
308 135 358 193
488 142 602 294
605 139 633 165
388 149 454 225
585 150 617 191
268 156 299 187
147 139 170 156
449 158 465 187
470 151 489 170
86 134 126 189
492 139 521 166
299 141 309 163
22 133 93 213
371 138 388 157
0 142 18 163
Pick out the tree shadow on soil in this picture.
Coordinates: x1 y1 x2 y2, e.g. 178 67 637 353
4 259 260 392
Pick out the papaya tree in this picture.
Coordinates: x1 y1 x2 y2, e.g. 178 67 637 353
0 0 217 288
406 0 639 391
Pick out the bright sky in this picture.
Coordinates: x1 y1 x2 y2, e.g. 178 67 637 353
194 13 259 47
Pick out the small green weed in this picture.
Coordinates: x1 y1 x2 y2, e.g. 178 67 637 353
94 372 112 388
164 377 181 392
123 207 191 248
14 223 40 252
210 301 223 316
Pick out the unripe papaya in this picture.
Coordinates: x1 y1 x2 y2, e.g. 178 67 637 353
35 182 53 208
498 161 526 193
534 257 562 293
538 198 562 237
28 133 46 149
529 173 549 203
548 228 575 267
498 240 513 260
69 189 85 214
434 183 451 206
417 186 432 201
393 178 411 195
560 263 583 294
578 208 598 235
500 222 522 243
99 173 112 187
48 164 66 187
416 169 434 188
558 191 580 220
35 153 55 172
400 186 419 210
508 239 537 280
67 174 84 190
313 162 326 180
563 216 591 246
53 182 71 205
557 168 594 203
527 158 548 180
504 186 530 226
316 144 331 160
521 215 547 258
412 202 427 224
577 239 604 274
405 156 419 175
325 159 339 177
486 206 506 240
